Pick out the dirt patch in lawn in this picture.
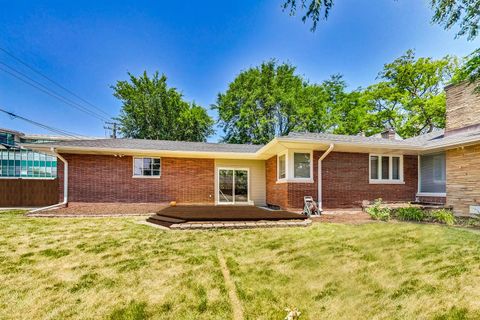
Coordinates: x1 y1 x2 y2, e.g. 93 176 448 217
33 202 168 216
312 210 373 224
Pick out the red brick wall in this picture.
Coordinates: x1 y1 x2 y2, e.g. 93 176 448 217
266 156 288 208
265 152 320 209
58 154 215 204
266 151 418 209
322 152 417 208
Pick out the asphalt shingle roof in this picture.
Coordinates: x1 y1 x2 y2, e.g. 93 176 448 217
25 128 480 153
33 138 264 153
284 132 415 146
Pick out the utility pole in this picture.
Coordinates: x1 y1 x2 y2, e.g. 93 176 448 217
104 122 119 139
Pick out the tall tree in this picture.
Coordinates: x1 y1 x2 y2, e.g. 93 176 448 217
215 62 372 144
452 48 480 92
364 50 457 138
214 60 306 144
112 71 214 142
282 0 480 40
297 74 371 135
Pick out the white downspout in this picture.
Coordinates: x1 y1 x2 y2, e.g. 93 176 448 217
318 144 334 213
29 148 68 213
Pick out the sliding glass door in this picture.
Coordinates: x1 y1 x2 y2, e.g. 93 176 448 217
218 168 249 204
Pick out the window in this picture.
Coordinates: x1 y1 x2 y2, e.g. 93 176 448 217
370 156 379 179
369 155 403 183
133 157 161 177
419 153 446 194
0 133 15 146
0 150 57 178
278 154 286 180
433 155 446 183
293 152 311 178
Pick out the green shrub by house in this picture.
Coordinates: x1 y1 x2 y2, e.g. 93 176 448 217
366 199 391 221
395 206 425 222
430 209 456 225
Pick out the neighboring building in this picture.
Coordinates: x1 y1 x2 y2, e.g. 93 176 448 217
23 83 480 216
0 129 94 206
0 129 81 178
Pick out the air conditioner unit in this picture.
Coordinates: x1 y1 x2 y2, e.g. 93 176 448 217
469 205 480 215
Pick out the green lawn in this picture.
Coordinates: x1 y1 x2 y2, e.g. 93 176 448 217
1 211 480 319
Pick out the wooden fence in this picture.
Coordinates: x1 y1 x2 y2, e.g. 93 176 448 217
0 179 59 207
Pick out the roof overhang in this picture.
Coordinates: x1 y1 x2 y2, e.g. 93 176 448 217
20 144 266 160
21 133 480 160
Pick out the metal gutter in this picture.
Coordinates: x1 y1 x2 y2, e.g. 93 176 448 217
318 144 335 212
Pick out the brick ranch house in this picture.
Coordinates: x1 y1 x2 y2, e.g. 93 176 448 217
24 82 480 216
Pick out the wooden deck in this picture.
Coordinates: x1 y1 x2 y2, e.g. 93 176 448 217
147 205 307 228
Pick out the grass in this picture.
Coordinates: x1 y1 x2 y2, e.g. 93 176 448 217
1 211 480 319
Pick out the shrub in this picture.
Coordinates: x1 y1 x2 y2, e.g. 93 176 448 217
430 209 456 226
366 199 391 221
395 206 425 222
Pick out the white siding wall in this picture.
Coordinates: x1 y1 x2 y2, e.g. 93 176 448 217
214 159 266 206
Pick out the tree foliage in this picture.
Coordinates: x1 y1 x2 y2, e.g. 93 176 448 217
282 0 480 40
452 48 480 93
216 53 457 144
364 50 457 137
215 61 373 144
112 71 214 142
213 61 305 144
282 0 334 31
430 0 480 40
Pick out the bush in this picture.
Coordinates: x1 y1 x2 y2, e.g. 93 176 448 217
366 199 391 221
430 209 456 225
395 206 425 222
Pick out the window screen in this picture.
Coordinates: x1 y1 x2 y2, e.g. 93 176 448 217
133 157 161 177
278 154 286 179
419 153 446 193
392 157 400 180
370 156 379 179
293 153 311 178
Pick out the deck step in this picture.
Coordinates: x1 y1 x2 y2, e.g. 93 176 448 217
147 214 186 227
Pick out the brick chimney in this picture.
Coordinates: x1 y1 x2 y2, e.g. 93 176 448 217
445 82 480 135
380 128 396 140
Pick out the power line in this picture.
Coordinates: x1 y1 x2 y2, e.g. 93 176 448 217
0 46 113 118
104 121 120 138
0 62 109 122
0 106 84 139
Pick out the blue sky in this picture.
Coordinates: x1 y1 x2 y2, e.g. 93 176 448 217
0 0 477 141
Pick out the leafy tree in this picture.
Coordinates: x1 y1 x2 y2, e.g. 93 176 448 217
282 0 480 40
451 48 480 93
363 50 457 138
112 71 214 142
213 60 306 144
331 89 374 136
282 0 334 32
431 0 480 40
297 75 372 136
215 62 375 144
296 75 345 133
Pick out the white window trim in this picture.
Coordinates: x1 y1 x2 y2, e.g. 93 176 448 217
369 154 404 184
416 192 446 197
276 149 314 183
132 157 161 178
277 151 288 182
216 167 253 205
